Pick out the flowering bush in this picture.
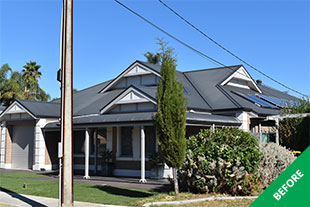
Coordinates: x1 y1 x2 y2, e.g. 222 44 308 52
179 128 262 195
258 143 296 188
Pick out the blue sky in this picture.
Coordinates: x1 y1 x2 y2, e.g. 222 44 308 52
0 0 309 99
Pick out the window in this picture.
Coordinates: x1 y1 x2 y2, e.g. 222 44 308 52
73 131 85 154
120 127 133 157
145 126 156 156
97 128 107 155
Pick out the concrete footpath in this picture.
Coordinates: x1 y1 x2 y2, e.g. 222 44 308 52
0 192 128 207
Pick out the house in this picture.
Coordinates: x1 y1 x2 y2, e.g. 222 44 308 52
0 60 299 179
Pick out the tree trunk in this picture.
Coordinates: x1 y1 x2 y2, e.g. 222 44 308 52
172 167 179 195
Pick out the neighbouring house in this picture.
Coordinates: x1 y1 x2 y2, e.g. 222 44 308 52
0 60 299 179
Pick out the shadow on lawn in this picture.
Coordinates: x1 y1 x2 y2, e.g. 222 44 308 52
92 185 155 198
0 187 47 207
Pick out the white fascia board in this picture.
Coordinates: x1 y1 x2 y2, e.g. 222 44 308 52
99 62 161 94
0 101 36 120
221 66 262 93
265 113 310 121
100 87 157 114
227 82 251 89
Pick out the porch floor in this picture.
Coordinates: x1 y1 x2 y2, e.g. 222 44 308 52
0 168 171 191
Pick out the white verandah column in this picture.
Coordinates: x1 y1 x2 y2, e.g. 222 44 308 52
140 125 146 183
211 123 215 132
275 118 280 145
259 122 262 145
83 128 90 179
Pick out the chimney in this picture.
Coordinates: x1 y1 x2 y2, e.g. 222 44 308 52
256 79 262 85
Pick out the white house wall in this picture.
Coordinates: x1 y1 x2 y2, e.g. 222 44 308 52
236 111 249 131
0 121 6 168
33 119 48 170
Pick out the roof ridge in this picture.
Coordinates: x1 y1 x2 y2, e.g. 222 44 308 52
183 65 243 74
74 79 113 95
183 72 213 110
260 84 298 100
17 99 60 105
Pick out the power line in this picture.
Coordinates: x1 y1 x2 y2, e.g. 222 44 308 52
113 0 260 85
158 0 308 98
114 0 221 67
114 0 306 98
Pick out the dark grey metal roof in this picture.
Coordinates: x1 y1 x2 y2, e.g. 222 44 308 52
16 99 60 118
183 65 242 110
259 84 300 101
44 111 240 129
221 85 280 116
6 61 299 124
45 112 156 129
137 60 161 74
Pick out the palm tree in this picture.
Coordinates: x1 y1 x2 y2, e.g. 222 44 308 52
144 52 161 65
22 61 42 99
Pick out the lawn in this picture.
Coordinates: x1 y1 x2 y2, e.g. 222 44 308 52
0 172 159 206
0 172 257 206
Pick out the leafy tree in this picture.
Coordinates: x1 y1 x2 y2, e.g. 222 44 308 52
0 62 50 106
155 40 187 195
0 64 25 106
279 98 310 151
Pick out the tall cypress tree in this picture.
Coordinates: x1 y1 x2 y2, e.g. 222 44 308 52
155 41 187 195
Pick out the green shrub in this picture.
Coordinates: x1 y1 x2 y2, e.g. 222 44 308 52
179 128 262 195
258 143 296 188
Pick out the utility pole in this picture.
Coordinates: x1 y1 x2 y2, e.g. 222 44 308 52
60 0 74 206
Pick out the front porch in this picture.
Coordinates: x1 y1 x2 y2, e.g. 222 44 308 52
44 124 170 181
42 111 241 181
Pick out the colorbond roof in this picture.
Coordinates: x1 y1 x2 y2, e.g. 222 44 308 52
44 111 241 129
3 60 299 123
17 99 60 118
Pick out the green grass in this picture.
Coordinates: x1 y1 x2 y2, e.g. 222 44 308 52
0 172 159 206
0 172 257 206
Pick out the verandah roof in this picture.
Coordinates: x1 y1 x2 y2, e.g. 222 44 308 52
44 111 241 129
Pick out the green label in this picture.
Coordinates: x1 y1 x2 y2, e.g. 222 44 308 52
250 146 310 206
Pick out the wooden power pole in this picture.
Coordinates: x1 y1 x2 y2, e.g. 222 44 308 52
60 0 74 206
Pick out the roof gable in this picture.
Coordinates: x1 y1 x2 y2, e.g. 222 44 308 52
99 61 161 94
220 66 262 93
100 86 157 114
0 101 36 119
